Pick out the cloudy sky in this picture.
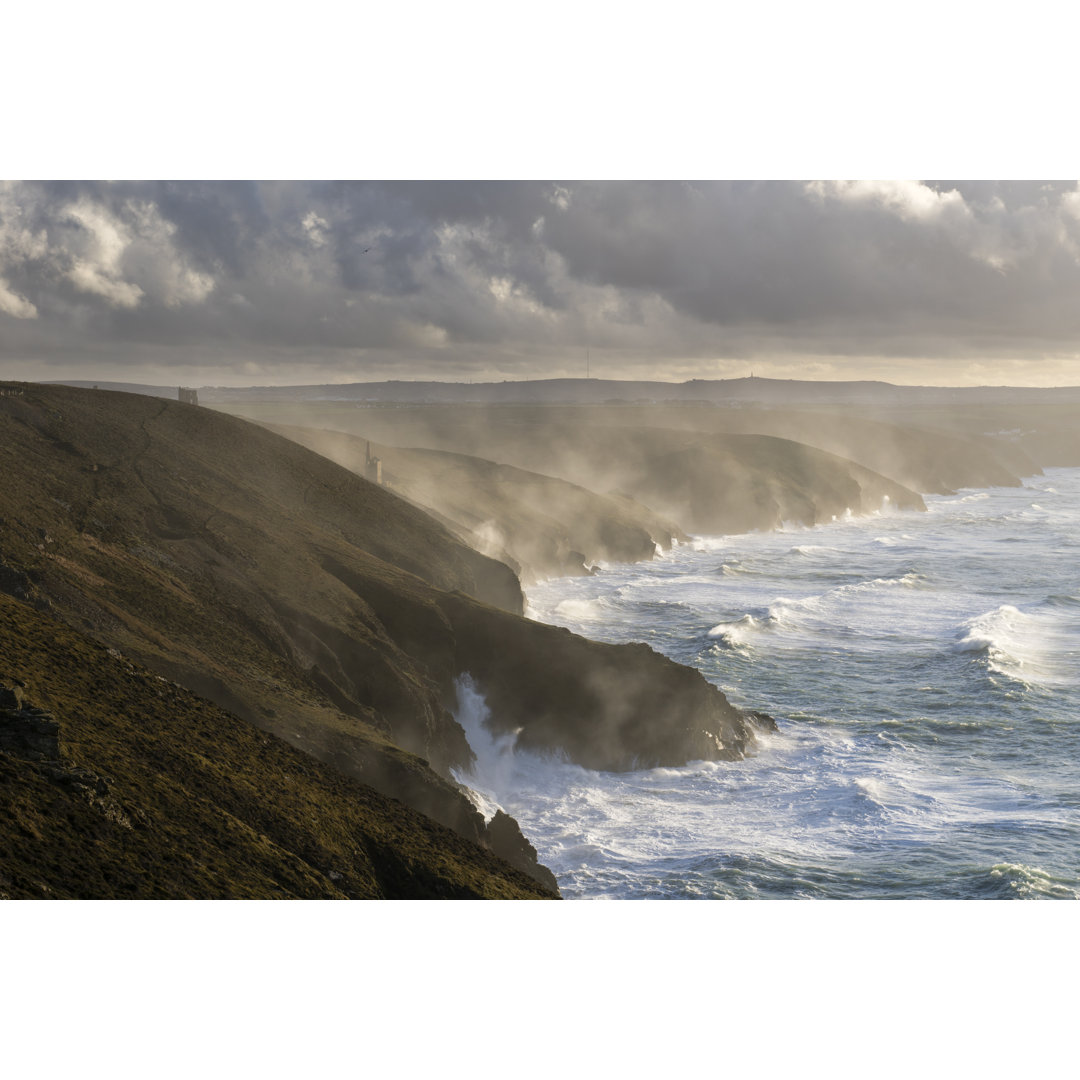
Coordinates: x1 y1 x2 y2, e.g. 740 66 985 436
3 179 1080 387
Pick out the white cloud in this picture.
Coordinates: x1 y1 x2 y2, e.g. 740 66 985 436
806 179 969 223
302 211 330 248
0 182 49 317
122 200 215 307
59 197 216 309
1061 184 1080 221
61 199 145 307
0 277 37 318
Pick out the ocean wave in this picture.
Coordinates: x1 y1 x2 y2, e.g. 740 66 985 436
828 571 922 597
972 863 1078 900
937 491 991 507
759 573 923 626
853 776 892 812
951 604 1063 686
954 605 1028 658
1044 594 1080 610
707 614 764 651
788 544 837 556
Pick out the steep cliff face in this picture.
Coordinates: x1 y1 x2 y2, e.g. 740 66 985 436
620 435 925 535
0 384 775 897
0 384 556 892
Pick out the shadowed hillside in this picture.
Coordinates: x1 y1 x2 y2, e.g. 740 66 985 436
1 383 773 897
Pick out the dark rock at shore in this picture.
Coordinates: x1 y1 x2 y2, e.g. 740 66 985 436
442 595 754 771
486 810 560 894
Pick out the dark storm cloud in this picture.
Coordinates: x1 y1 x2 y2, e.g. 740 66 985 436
3 179 1080 384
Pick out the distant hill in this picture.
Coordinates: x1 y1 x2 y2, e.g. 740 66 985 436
193 377 1080 408
48 379 184 399
53 376 1080 409
430 403 1038 496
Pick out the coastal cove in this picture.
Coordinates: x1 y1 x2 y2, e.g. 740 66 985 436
456 469 1080 899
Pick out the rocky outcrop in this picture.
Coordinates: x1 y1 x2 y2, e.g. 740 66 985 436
486 810 560 894
439 594 773 771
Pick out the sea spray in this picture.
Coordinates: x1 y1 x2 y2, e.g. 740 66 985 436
450 675 520 822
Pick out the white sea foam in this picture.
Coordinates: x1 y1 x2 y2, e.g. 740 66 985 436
985 863 1079 899
519 467 1080 899
954 605 1029 658
830 571 922 596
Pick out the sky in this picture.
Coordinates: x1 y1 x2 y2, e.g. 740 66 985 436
4 179 1080 388
3 2 1079 391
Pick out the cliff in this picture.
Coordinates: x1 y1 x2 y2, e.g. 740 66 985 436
0 383 772 898
262 423 686 582
223 405 925 534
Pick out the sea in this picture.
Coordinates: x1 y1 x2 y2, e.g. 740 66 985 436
453 467 1080 899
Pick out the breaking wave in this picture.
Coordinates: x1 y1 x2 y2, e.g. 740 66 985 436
951 604 1075 687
